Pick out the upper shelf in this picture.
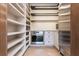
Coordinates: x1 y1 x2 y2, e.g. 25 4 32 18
30 3 58 7
15 3 25 14
7 31 26 36
7 18 26 26
31 16 58 21
59 5 71 10
31 10 58 14
8 3 25 18
59 12 70 16
58 20 70 23
31 13 58 16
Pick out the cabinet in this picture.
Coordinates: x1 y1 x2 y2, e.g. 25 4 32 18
58 3 71 56
44 31 56 46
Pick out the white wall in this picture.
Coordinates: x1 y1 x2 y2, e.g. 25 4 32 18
31 22 57 31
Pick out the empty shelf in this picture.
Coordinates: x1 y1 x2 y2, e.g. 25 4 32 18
30 3 58 7
26 12 30 18
26 4 30 12
58 20 70 23
8 43 24 56
26 18 30 22
31 16 58 21
59 5 71 10
8 3 24 17
26 35 29 37
8 31 26 36
31 20 58 22
59 12 70 16
33 6 58 9
26 30 30 32
7 18 26 26
8 36 26 49
16 47 26 56
26 24 30 26
31 10 58 14
16 44 29 56
26 40 29 43
16 3 25 13
31 13 58 16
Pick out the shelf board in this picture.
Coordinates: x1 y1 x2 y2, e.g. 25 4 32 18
16 47 25 56
30 3 58 7
26 35 29 38
31 10 58 14
16 44 30 56
26 30 30 32
59 12 70 16
26 24 30 26
26 40 29 44
59 5 71 10
59 30 70 31
26 4 30 13
7 18 26 26
8 3 25 17
26 12 30 18
58 20 70 23
31 13 58 16
8 36 26 49
33 6 58 9
26 18 31 22
8 43 24 56
8 31 26 36
16 3 25 13
31 20 58 22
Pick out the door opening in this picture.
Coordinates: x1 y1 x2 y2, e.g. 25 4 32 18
31 31 44 45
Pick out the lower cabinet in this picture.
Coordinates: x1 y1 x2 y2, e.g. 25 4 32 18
44 31 59 49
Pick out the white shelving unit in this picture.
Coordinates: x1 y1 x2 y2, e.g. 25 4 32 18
26 3 31 53
8 3 24 17
58 3 71 31
58 3 71 56
6 3 30 56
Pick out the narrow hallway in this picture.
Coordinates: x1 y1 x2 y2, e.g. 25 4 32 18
24 47 61 56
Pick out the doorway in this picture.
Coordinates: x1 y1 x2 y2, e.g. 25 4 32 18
31 31 44 45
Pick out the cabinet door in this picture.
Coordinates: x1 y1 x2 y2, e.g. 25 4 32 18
44 31 55 46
